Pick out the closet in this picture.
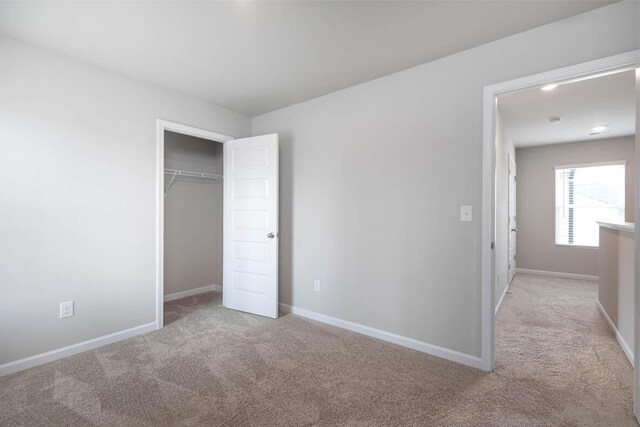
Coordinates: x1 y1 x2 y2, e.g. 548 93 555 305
163 130 223 302
157 122 279 321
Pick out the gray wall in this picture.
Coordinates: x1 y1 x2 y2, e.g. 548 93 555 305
598 226 635 360
164 132 223 296
252 2 640 357
0 36 250 365
516 136 635 277
495 109 516 308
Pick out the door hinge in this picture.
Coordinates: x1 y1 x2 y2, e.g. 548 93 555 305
491 241 495 250
514 254 517 261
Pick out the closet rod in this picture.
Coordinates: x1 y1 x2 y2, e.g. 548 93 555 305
164 168 223 196
164 168 223 180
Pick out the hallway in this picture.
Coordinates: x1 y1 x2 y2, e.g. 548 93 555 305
495 273 634 425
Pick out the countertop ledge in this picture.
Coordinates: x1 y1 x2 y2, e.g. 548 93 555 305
597 221 635 232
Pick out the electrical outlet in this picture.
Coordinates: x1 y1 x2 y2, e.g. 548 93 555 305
60 301 74 319
313 280 320 292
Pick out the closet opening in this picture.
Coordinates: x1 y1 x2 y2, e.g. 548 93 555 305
163 129 224 325
156 120 234 328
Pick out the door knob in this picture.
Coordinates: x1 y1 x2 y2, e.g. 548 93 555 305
511 228 518 232
267 232 275 239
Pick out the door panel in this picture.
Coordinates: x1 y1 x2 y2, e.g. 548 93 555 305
508 154 517 283
223 134 279 318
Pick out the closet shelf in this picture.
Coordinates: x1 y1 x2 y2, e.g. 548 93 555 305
164 168 223 196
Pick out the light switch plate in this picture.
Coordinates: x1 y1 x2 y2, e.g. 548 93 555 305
460 205 472 222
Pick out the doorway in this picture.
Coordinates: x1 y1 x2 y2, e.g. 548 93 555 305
163 129 224 322
482 51 640 417
156 120 233 328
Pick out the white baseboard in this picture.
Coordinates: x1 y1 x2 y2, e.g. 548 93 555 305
495 282 510 315
164 284 221 302
516 268 598 282
0 321 157 377
596 301 634 366
279 303 484 370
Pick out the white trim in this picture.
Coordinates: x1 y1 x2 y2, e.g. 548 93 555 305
597 221 635 233
0 322 157 377
597 301 634 366
157 119 234 143
495 282 510 315
554 244 598 249
156 119 233 329
554 160 627 170
634 67 640 419
481 80 496 372
482 50 640 373
164 284 221 302
279 303 484 370
515 268 598 282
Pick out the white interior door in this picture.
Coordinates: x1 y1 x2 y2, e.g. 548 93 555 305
223 134 279 318
508 154 517 283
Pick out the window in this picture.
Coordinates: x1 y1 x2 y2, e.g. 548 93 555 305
555 162 625 247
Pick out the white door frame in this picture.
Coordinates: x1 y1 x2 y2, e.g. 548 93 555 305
155 119 234 328
635 66 640 420
481 50 639 404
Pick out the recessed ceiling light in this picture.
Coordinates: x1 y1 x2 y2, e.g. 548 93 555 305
591 125 608 134
541 84 558 91
549 116 561 124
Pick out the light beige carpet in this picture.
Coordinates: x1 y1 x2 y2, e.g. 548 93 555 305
0 274 635 426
